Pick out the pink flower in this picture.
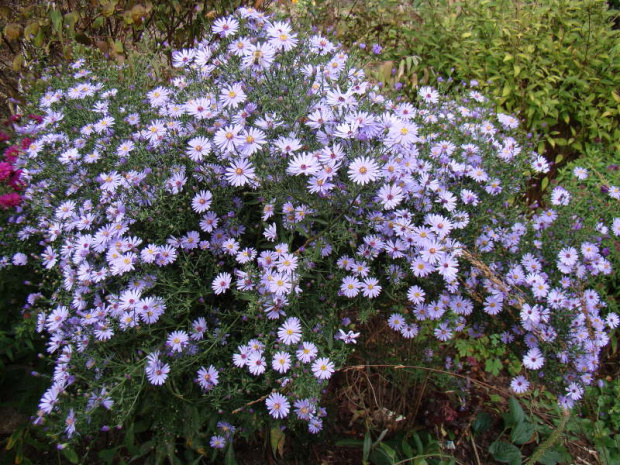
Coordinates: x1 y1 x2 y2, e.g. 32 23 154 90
0 192 21 208
0 161 13 181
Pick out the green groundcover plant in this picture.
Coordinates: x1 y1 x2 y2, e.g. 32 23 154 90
1 7 618 458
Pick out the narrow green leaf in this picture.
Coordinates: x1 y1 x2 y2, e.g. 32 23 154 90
335 439 364 447
363 430 372 462
402 436 413 457
50 10 63 35
270 427 285 457
507 397 526 426
370 445 396 465
224 442 236 465
62 447 79 464
379 442 397 459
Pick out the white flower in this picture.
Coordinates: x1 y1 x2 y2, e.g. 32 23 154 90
212 16 239 38
340 276 361 298
523 348 545 370
312 357 335 380
247 352 266 376
419 86 439 104
271 351 292 373
167 331 189 353
296 342 317 363
220 82 247 109
348 156 381 185
510 376 530 394
191 190 213 213
277 317 302 345
225 159 256 187
212 272 232 295
572 166 588 180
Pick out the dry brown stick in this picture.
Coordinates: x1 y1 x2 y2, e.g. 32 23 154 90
470 433 483 465
231 391 275 414
343 364 509 396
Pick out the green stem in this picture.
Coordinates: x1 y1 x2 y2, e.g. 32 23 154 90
525 407 570 465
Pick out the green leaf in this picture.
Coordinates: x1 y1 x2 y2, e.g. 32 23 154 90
506 397 526 427
372 429 389 448
401 436 414 457
472 411 492 434
485 357 502 376
224 442 236 465
379 442 397 460
64 11 78 31
93 16 105 29
412 432 424 455
62 447 79 464
538 448 563 465
270 427 285 457
98 448 117 464
50 10 63 35
336 439 364 447
13 53 24 72
510 421 534 445
101 1 116 17
362 430 372 462
489 441 522 465
33 27 45 47
370 444 397 465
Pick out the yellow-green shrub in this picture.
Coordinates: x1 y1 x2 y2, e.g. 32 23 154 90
400 0 619 166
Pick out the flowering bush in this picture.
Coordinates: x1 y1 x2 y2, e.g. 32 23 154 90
2 7 618 455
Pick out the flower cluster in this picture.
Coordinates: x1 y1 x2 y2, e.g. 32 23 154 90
0 117 35 208
2 7 618 447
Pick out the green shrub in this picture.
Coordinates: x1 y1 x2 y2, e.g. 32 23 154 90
408 1 619 162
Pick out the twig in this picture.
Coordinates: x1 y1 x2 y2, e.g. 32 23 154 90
343 364 510 396
231 391 273 414
411 372 428 422
460 249 527 309
470 433 482 465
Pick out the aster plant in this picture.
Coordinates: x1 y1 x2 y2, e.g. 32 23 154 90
2 6 618 456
